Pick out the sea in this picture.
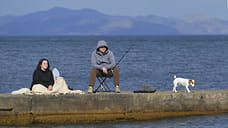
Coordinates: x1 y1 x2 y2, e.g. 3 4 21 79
0 35 227 128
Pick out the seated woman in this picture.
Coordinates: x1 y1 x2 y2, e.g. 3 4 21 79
30 58 83 94
30 58 54 91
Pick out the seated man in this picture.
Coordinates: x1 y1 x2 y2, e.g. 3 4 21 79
88 40 120 93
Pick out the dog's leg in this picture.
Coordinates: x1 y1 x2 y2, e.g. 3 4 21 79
173 85 177 93
186 86 190 93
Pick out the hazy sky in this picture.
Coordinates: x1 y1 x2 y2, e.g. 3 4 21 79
1 0 228 20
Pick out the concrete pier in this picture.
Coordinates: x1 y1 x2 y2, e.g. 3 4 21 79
0 89 228 126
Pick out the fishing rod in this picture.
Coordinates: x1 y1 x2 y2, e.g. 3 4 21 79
113 44 134 69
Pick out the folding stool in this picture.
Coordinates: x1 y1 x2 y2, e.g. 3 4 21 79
94 76 113 92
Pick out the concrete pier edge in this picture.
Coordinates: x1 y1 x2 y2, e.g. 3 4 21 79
0 89 228 126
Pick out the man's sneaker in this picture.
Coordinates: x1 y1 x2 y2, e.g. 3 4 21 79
88 86 93 93
115 85 120 93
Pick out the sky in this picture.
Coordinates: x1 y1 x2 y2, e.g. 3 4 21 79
1 0 228 20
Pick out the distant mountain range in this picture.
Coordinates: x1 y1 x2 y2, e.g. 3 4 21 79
0 7 228 35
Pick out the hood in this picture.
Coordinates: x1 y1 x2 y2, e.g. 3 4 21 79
96 40 109 51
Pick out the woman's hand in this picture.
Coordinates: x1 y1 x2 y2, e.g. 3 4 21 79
48 85 53 91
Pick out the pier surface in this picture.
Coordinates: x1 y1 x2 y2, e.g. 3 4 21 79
0 89 228 126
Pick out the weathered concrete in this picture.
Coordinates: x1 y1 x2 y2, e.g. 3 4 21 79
0 89 228 126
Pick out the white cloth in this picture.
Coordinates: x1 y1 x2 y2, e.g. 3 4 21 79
11 77 84 95
11 88 31 95
52 68 60 81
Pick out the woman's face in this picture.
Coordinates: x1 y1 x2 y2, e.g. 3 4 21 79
40 60 48 71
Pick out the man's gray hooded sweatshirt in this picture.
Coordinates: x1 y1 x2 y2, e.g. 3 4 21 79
91 40 116 70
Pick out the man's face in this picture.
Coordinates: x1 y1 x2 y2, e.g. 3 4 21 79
99 46 107 53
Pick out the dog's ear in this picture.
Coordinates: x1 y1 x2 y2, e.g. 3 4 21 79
190 80 196 84
189 80 194 84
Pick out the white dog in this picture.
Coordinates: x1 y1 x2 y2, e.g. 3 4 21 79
173 75 196 93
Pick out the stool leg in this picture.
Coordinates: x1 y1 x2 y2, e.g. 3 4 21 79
103 79 111 91
94 77 103 92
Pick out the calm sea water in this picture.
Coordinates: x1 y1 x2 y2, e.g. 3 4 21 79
0 35 227 127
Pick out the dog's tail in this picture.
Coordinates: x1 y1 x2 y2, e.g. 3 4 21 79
174 75 176 79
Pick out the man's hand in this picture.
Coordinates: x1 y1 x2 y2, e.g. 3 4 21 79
48 85 53 91
102 67 108 74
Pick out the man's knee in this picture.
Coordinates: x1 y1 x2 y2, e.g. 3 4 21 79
91 67 101 73
91 67 96 72
112 67 120 76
